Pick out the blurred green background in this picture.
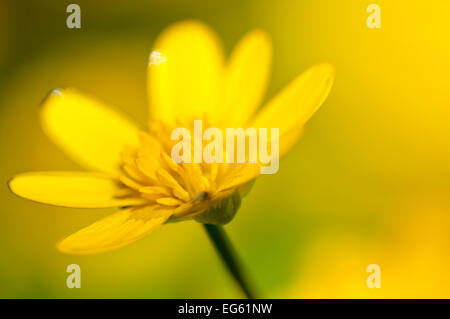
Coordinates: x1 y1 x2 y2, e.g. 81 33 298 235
1 0 450 298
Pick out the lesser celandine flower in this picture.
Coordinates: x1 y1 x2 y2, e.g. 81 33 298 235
8 20 334 297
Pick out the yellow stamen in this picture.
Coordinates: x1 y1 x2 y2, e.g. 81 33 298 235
157 197 183 206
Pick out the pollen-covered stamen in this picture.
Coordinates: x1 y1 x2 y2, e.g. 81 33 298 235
172 187 191 202
182 162 210 195
156 168 191 202
138 186 172 201
139 186 171 196
117 119 242 212
156 197 183 206
119 175 144 190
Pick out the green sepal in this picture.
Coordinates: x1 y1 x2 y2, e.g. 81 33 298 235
194 191 241 225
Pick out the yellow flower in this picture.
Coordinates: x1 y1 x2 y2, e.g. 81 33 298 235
8 20 334 255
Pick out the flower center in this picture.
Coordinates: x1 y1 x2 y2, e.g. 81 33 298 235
116 121 221 215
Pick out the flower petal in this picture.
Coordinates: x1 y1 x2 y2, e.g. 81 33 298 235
57 206 172 255
218 163 260 193
148 20 224 126
278 126 304 158
8 172 145 208
220 30 272 127
41 88 140 175
251 63 334 155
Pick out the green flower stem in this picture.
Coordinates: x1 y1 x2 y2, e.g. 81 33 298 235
203 224 256 299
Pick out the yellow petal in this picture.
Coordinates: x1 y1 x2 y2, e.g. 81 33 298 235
218 163 260 193
251 63 334 155
8 172 145 208
148 20 224 126
220 30 272 127
57 206 172 255
41 88 140 175
278 126 304 158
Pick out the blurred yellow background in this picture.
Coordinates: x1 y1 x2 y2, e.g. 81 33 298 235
0 0 449 298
